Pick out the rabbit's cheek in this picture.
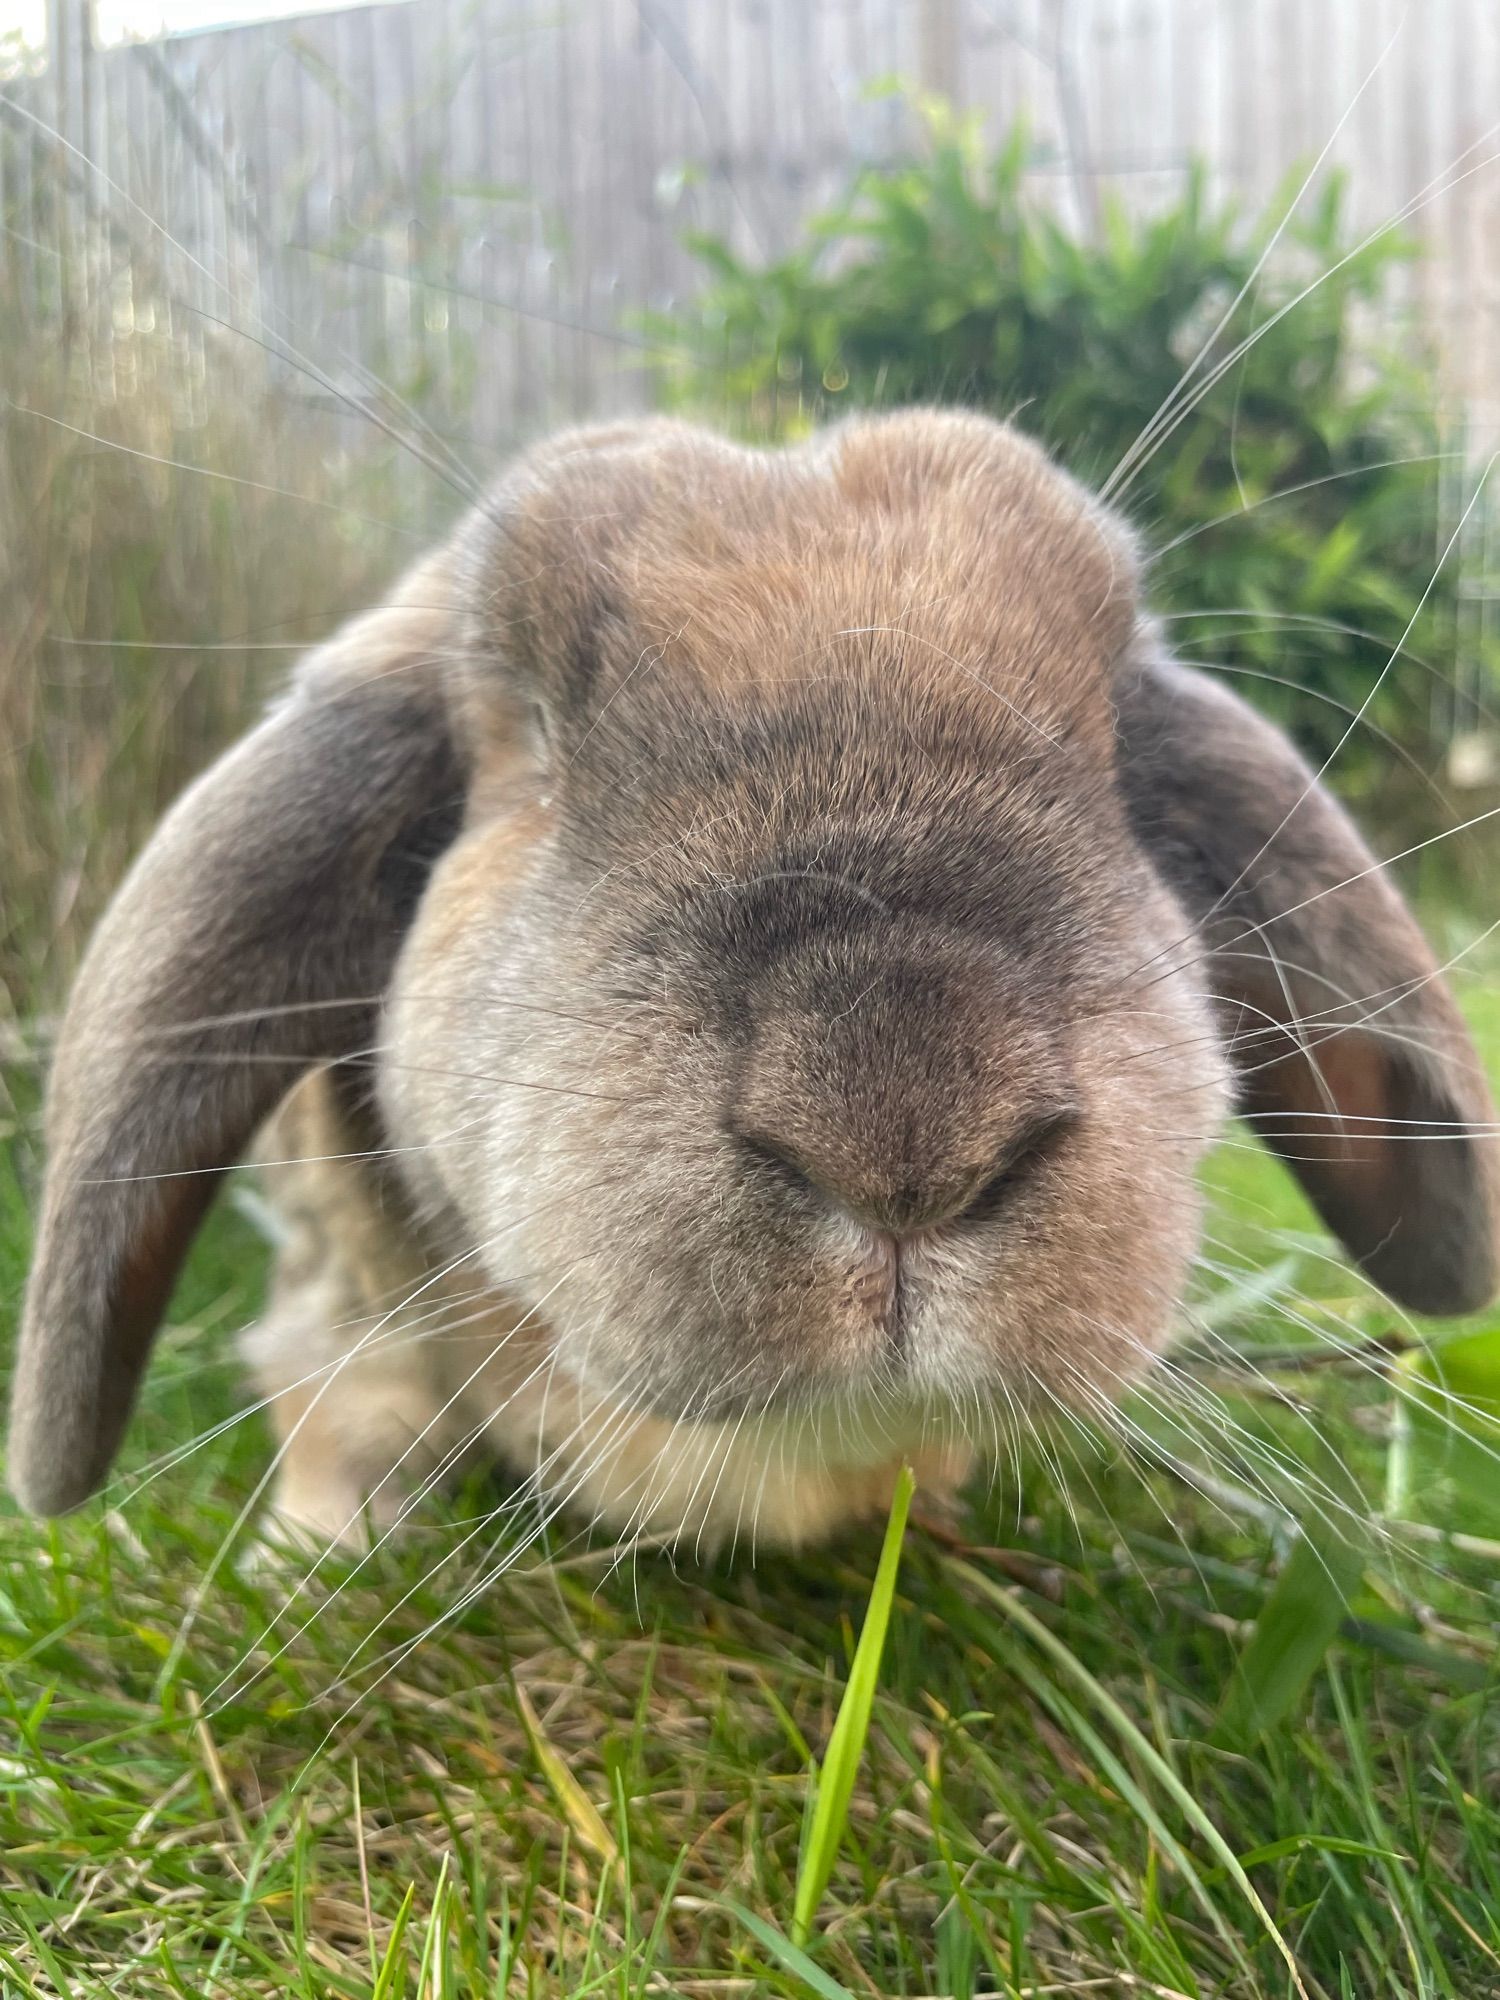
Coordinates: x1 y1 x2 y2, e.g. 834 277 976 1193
380 805 555 1232
973 964 1232 1403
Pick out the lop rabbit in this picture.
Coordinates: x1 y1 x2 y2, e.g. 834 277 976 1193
11 411 1496 1548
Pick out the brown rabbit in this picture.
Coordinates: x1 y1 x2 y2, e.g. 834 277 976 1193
9 410 1498 1549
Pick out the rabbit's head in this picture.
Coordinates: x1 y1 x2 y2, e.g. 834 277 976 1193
11 411 1497 1516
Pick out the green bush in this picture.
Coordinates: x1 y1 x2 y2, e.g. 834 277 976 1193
651 104 1495 809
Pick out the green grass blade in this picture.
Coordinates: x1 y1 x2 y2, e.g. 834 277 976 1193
415 1853 452 2000
1214 1518 1367 1747
791 1463 914 1947
2 1906 78 2000
951 1557 1312 2000
370 1881 417 2000
724 1902 860 2000
516 1681 620 1872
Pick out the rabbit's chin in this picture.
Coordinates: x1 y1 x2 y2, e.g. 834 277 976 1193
509 1372 977 1554
245 1275 975 1557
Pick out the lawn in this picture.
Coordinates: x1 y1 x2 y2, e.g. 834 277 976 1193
1 961 1498 2000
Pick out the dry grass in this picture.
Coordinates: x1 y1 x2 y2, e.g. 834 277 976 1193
0 275 424 1023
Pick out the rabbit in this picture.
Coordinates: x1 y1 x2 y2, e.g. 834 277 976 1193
9 407 1499 1553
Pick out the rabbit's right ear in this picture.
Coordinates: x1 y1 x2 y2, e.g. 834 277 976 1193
9 548 478 1518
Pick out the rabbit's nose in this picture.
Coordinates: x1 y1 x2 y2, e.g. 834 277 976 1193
731 944 1077 1235
737 1122 990 1235
735 1110 1074 1237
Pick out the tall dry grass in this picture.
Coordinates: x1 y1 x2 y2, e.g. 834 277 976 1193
0 268 427 1026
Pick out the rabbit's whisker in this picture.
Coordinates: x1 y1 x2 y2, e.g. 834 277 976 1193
300 1342 644 1707
210 1271 581 1708
163 1239 492 1686
1192 1238 1500 1473
1149 452 1465 561
1104 20 1401 500
318 1360 663 1713
111 1173 632 1502
1105 115 1500 502
11 402 426 540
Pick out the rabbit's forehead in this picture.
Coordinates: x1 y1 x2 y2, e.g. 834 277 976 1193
521 662 1135 1025
454 412 1147 956
469 411 1140 743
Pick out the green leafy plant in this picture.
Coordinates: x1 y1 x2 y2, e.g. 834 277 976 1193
1389 1323 1500 1536
651 102 1496 810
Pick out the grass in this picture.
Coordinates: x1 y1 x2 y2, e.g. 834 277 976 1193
0 276 432 1030
2 977 1500 1998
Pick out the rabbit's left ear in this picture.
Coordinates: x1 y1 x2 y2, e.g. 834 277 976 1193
9 552 474 1517
1117 654 1500 1317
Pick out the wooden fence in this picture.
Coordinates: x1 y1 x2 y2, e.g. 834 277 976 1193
5 0 1500 447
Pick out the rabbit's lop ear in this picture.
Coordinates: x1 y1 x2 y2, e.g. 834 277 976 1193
1118 655 1500 1317
10 548 474 1516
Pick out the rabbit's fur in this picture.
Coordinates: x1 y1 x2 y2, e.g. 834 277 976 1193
10 410 1498 1547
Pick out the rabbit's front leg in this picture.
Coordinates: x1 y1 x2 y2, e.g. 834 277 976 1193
242 1073 486 1552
